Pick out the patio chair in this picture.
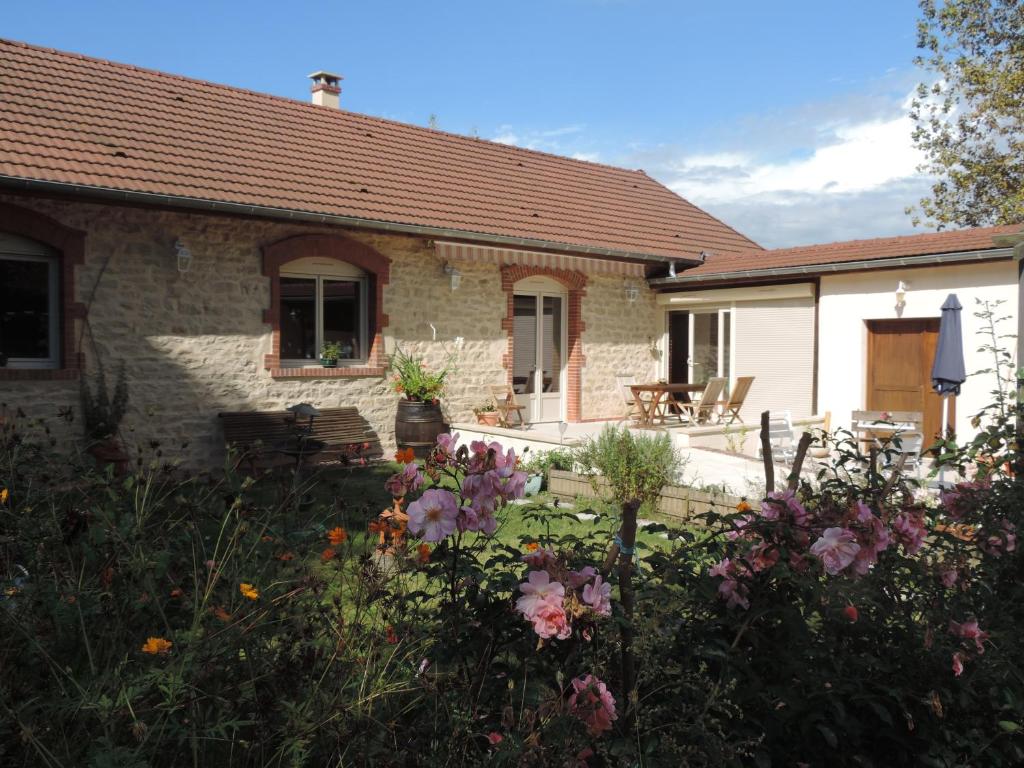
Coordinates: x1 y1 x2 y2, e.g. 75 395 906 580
759 410 797 464
489 384 527 428
615 374 643 423
676 377 727 425
717 375 754 424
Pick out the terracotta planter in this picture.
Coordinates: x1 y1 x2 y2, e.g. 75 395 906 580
475 411 500 427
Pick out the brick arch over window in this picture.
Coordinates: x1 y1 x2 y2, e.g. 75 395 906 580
262 233 390 376
500 264 588 421
0 201 85 379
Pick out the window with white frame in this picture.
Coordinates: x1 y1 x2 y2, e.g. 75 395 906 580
0 232 60 369
278 257 368 365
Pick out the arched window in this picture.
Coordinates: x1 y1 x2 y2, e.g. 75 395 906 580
262 234 390 376
0 232 60 369
278 256 368 364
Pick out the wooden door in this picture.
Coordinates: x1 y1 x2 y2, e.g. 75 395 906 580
866 318 950 443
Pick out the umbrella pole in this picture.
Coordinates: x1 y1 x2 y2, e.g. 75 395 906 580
939 395 949 488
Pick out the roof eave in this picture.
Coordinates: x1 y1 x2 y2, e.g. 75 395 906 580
648 246 1016 287
0 175 702 267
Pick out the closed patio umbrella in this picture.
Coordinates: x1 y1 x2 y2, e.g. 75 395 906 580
931 294 966 482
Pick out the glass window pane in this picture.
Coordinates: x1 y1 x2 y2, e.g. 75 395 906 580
691 312 719 386
542 296 562 393
323 279 361 360
513 295 537 394
0 258 51 359
279 277 316 360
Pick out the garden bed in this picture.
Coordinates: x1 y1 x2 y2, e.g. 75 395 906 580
547 468 742 520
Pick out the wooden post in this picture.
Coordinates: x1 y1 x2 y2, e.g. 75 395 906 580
1017 246 1024 477
787 432 814 491
760 411 775 492
617 498 640 733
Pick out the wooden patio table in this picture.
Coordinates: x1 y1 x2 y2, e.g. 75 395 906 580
629 383 705 427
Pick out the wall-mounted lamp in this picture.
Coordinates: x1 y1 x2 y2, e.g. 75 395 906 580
174 239 193 273
624 281 640 303
895 280 908 308
443 262 462 291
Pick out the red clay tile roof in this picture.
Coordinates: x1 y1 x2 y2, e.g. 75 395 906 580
672 223 1022 279
0 38 761 263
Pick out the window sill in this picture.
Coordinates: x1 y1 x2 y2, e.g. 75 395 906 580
0 368 80 381
269 366 386 379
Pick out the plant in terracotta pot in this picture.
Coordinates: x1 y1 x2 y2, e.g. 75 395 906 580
320 341 342 368
390 347 455 459
80 359 130 474
474 402 499 426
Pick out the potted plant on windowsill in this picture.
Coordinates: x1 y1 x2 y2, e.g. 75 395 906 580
81 359 130 475
320 341 342 368
474 402 499 426
390 347 454 459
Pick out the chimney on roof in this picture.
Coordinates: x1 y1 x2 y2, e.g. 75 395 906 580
308 71 342 108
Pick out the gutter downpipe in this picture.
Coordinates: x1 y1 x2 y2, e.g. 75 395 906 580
0 175 697 268
647 247 1015 287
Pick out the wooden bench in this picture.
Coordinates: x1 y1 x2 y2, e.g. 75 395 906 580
218 407 383 472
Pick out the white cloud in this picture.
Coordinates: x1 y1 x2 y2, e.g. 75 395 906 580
489 123 595 158
668 112 924 203
635 82 936 247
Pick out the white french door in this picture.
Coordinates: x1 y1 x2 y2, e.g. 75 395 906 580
512 283 567 423
688 308 731 392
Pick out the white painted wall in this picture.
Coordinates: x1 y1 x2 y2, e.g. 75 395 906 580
818 260 1017 438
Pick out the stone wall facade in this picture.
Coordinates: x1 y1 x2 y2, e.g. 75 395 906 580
0 193 660 465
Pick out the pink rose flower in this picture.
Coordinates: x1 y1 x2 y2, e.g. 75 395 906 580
568 674 618 736
952 651 965 677
809 527 861 575
892 511 927 555
516 570 565 619
582 574 612 617
521 546 557 569
406 488 459 542
566 566 597 589
531 600 571 639
949 619 989 654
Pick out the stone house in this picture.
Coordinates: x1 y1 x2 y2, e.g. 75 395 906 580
0 39 757 463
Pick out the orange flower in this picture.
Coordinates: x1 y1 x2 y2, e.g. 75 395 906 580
169 587 184 598
392 519 408 538
737 500 752 513
261 535 274 543
321 548 337 562
327 526 348 545
276 551 295 562
385 625 399 644
368 520 386 535
525 542 539 552
239 583 259 600
417 543 431 563
394 447 416 464
141 636 172 655
0 488 8 504
213 606 232 622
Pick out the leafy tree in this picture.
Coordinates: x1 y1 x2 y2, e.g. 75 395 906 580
910 0 1024 228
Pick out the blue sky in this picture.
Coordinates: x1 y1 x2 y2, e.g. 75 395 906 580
3 0 932 248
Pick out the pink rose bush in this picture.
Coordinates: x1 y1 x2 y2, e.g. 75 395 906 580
390 433 529 543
